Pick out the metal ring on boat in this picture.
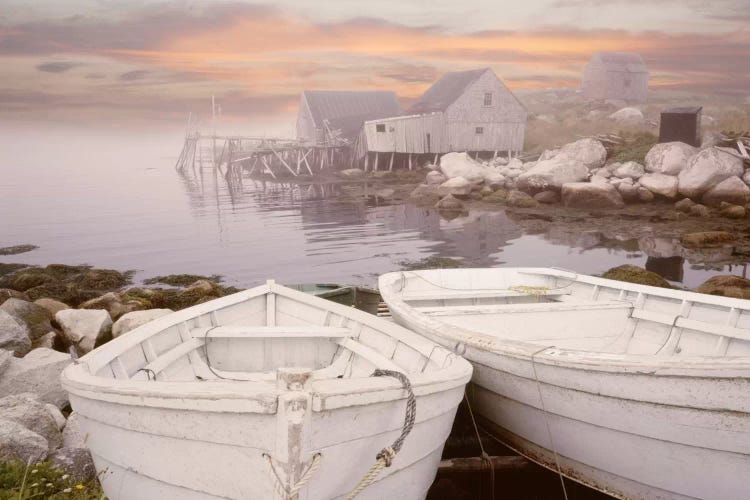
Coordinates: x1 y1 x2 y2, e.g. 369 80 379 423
454 342 467 356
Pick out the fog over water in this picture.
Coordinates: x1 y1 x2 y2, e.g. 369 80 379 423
1 125 745 289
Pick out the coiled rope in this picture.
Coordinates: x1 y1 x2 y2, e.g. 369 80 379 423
346 369 416 499
263 452 323 500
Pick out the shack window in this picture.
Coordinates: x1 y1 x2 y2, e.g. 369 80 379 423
475 127 484 134
484 92 493 106
376 124 386 133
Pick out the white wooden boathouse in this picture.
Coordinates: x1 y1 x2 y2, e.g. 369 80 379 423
354 68 527 169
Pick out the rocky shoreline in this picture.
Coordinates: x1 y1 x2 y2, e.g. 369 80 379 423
0 265 240 489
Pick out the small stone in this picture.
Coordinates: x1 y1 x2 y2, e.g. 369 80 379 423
33 298 70 316
438 177 473 197
637 188 654 202
561 182 625 209
45 404 66 431
80 292 143 321
613 161 645 179
483 189 508 204
506 190 539 208
435 194 465 210
338 168 364 179
425 171 447 185
0 310 31 357
617 182 639 202
112 309 173 338
689 204 710 217
675 198 695 213
639 173 679 198
720 204 746 219
695 275 750 300
33 331 58 350
533 191 560 204
49 447 97 483
480 185 493 196
410 184 441 205
680 231 733 247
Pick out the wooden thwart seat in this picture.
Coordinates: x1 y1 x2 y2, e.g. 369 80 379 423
190 325 351 339
402 289 571 302
337 337 401 371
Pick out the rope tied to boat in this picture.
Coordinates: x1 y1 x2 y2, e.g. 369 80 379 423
263 452 322 500
346 369 416 499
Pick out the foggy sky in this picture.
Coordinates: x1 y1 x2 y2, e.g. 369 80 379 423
0 0 747 126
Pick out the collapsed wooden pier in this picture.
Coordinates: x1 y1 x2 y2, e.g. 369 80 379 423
175 132 352 179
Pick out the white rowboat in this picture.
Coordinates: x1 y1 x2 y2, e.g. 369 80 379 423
379 268 750 500
61 280 472 499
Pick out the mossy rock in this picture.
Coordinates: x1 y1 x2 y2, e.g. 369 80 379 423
609 132 658 164
399 256 465 271
694 275 750 300
7 268 57 291
680 231 734 248
0 263 30 279
0 244 38 256
23 282 102 307
602 265 672 289
76 269 133 290
143 274 223 287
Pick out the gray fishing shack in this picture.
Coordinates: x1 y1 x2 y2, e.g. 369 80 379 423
582 52 649 103
296 91 401 147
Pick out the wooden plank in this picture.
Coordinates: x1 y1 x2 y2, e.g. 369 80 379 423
403 289 571 301
737 140 749 159
631 309 750 342
142 338 205 376
270 146 297 176
438 455 531 474
337 337 401 371
192 326 351 339
415 300 629 316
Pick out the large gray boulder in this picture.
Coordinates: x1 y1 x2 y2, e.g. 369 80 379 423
0 310 31 356
562 182 625 209
558 138 607 170
0 417 48 462
678 148 744 198
0 298 53 341
438 176 473 197
112 309 173 338
0 348 71 409
439 152 486 183
56 309 112 355
702 176 750 207
639 173 679 198
645 142 698 175
516 157 589 192
0 394 63 451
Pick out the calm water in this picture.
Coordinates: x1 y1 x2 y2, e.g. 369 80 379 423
0 127 744 289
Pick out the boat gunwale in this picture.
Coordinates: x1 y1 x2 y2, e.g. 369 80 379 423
379 268 750 376
61 281 473 412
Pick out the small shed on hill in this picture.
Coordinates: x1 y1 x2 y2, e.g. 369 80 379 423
582 52 649 103
296 91 401 146
355 68 527 164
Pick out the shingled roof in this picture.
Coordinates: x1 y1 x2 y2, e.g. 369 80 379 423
591 52 648 73
406 68 488 114
303 90 401 139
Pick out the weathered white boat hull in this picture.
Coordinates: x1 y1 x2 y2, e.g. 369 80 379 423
62 281 473 499
71 389 460 499
380 268 750 500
